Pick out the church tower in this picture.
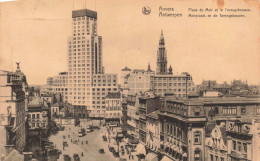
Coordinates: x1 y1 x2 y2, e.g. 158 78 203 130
156 30 167 75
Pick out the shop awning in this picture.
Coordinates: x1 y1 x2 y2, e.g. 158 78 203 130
161 155 173 161
136 143 146 155
145 152 158 161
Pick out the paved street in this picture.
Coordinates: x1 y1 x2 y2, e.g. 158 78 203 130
49 121 138 161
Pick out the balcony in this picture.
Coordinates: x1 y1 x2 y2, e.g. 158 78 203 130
230 150 247 159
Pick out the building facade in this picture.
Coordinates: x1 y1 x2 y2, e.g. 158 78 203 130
146 110 161 154
157 95 260 161
52 72 68 102
105 92 122 125
123 68 154 95
138 94 161 144
126 95 139 141
66 9 118 118
27 97 49 137
0 67 28 154
150 72 195 97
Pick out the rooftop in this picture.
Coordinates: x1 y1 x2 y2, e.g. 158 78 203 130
106 92 121 99
72 9 97 19
121 66 131 71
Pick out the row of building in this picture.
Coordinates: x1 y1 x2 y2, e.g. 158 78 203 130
124 91 260 161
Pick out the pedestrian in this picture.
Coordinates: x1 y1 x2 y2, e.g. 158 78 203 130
82 141 83 145
129 154 131 159
71 139 72 142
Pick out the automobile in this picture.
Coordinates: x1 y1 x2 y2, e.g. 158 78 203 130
113 151 120 157
63 141 68 147
86 128 93 133
99 149 105 154
109 147 114 152
119 158 127 161
63 155 71 161
73 154 80 161
102 137 107 141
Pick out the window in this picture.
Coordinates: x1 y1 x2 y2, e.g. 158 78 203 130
241 106 246 114
233 140 236 150
220 157 224 161
215 107 219 114
194 149 200 161
223 106 237 115
194 107 200 116
32 114 35 118
243 143 247 152
257 106 260 115
238 142 242 151
210 154 214 161
194 131 201 144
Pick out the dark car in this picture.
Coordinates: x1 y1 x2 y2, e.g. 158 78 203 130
109 147 114 152
99 149 105 154
63 155 71 161
119 158 127 161
113 151 120 157
63 141 68 147
103 137 107 141
73 154 80 161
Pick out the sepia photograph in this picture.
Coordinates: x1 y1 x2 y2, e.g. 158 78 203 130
0 0 259 161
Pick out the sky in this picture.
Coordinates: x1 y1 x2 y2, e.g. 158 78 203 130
0 0 259 85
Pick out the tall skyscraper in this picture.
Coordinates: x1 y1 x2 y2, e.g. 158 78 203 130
156 30 168 75
67 9 118 118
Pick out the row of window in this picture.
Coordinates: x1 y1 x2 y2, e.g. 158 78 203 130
210 154 224 161
154 77 191 81
29 114 40 119
31 122 46 128
232 140 247 152
68 51 90 56
106 107 122 111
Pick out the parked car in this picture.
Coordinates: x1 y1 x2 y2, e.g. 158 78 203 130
109 147 114 152
63 141 68 147
63 155 71 161
103 137 107 141
113 151 120 157
73 154 80 161
99 149 105 154
119 158 127 161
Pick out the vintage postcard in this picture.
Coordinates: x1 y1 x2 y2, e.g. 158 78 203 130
0 0 259 161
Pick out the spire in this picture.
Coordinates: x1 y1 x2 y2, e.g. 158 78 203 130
168 65 173 74
16 62 20 71
147 62 152 72
156 30 167 75
159 30 165 46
